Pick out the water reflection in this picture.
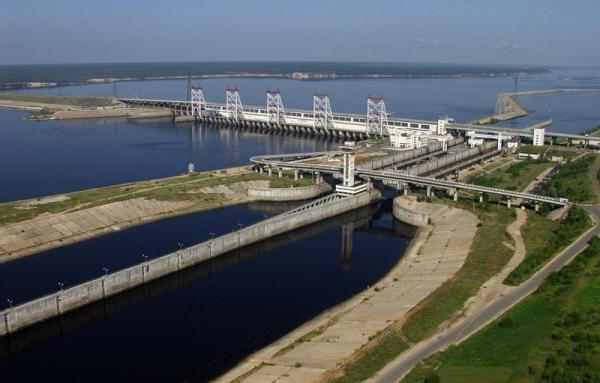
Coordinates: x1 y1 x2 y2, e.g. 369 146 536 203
0 201 413 383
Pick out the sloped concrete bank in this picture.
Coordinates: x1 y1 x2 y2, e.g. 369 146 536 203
218 198 478 383
0 190 379 337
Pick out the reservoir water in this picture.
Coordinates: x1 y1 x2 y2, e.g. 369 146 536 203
0 201 410 383
0 69 598 381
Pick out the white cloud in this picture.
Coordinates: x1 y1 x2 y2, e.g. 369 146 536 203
412 37 446 46
491 40 520 49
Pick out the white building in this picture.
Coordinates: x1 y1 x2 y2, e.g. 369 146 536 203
436 117 454 135
533 128 545 146
389 129 438 149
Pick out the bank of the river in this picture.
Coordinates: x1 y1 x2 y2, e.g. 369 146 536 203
0 166 319 263
218 198 478 383
475 88 600 125
0 200 411 383
0 93 171 120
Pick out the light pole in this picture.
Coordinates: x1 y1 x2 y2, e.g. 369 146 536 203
6 299 13 309
58 282 64 291
237 223 244 247
102 267 109 276
209 232 215 258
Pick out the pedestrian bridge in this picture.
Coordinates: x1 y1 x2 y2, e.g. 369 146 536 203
250 150 569 207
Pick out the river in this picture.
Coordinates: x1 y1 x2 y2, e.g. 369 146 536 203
0 69 599 382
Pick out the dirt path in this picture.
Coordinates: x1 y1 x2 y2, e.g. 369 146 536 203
587 154 600 201
370 209 528 383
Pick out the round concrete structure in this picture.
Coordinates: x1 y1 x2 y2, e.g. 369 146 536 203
248 182 332 201
393 196 430 227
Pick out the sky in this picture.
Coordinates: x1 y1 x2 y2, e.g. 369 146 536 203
1 0 599 66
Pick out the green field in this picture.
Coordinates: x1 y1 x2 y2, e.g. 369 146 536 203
504 206 591 285
330 329 409 383
403 237 600 383
400 201 515 343
468 159 553 191
326 199 516 382
0 171 303 225
538 155 597 203
0 93 115 107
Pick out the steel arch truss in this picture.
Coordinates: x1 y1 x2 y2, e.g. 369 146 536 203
366 95 388 137
313 92 335 130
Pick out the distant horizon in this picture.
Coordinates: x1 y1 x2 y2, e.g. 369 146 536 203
0 60 556 68
2 1 599 66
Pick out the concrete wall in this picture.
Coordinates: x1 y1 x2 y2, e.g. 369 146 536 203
405 141 496 176
248 182 332 201
358 138 464 171
0 192 374 337
393 196 430 227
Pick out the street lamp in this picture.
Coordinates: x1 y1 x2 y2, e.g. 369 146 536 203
6 299 13 309
142 254 148 262
102 267 109 276
178 242 183 250
237 223 244 247
58 282 64 291
208 232 215 258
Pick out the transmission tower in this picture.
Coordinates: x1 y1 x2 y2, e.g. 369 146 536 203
190 87 207 119
266 89 286 124
313 92 334 130
226 86 244 121
366 95 388 137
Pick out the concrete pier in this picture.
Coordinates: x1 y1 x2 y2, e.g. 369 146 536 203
0 190 379 337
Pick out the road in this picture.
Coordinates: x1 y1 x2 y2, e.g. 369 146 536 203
372 205 600 383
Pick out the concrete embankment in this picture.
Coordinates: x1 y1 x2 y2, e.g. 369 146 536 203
248 182 331 201
53 107 172 120
0 205 372 357
0 177 254 263
0 190 379 337
393 196 430 226
218 197 478 383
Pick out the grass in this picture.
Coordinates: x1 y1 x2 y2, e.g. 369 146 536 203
330 328 410 383
0 93 115 107
517 145 548 155
268 177 314 188
326 197 516 382
0 171 306 226
504 206 591 285
400 199 515 343
538 154 598 203
468 159 553 191
517 144 580 160
546 149 580 159
403 237 600 383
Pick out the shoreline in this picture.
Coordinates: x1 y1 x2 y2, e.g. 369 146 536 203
0 166 321 264
218 200 478 383
1 69 546 91
474 87 600 125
